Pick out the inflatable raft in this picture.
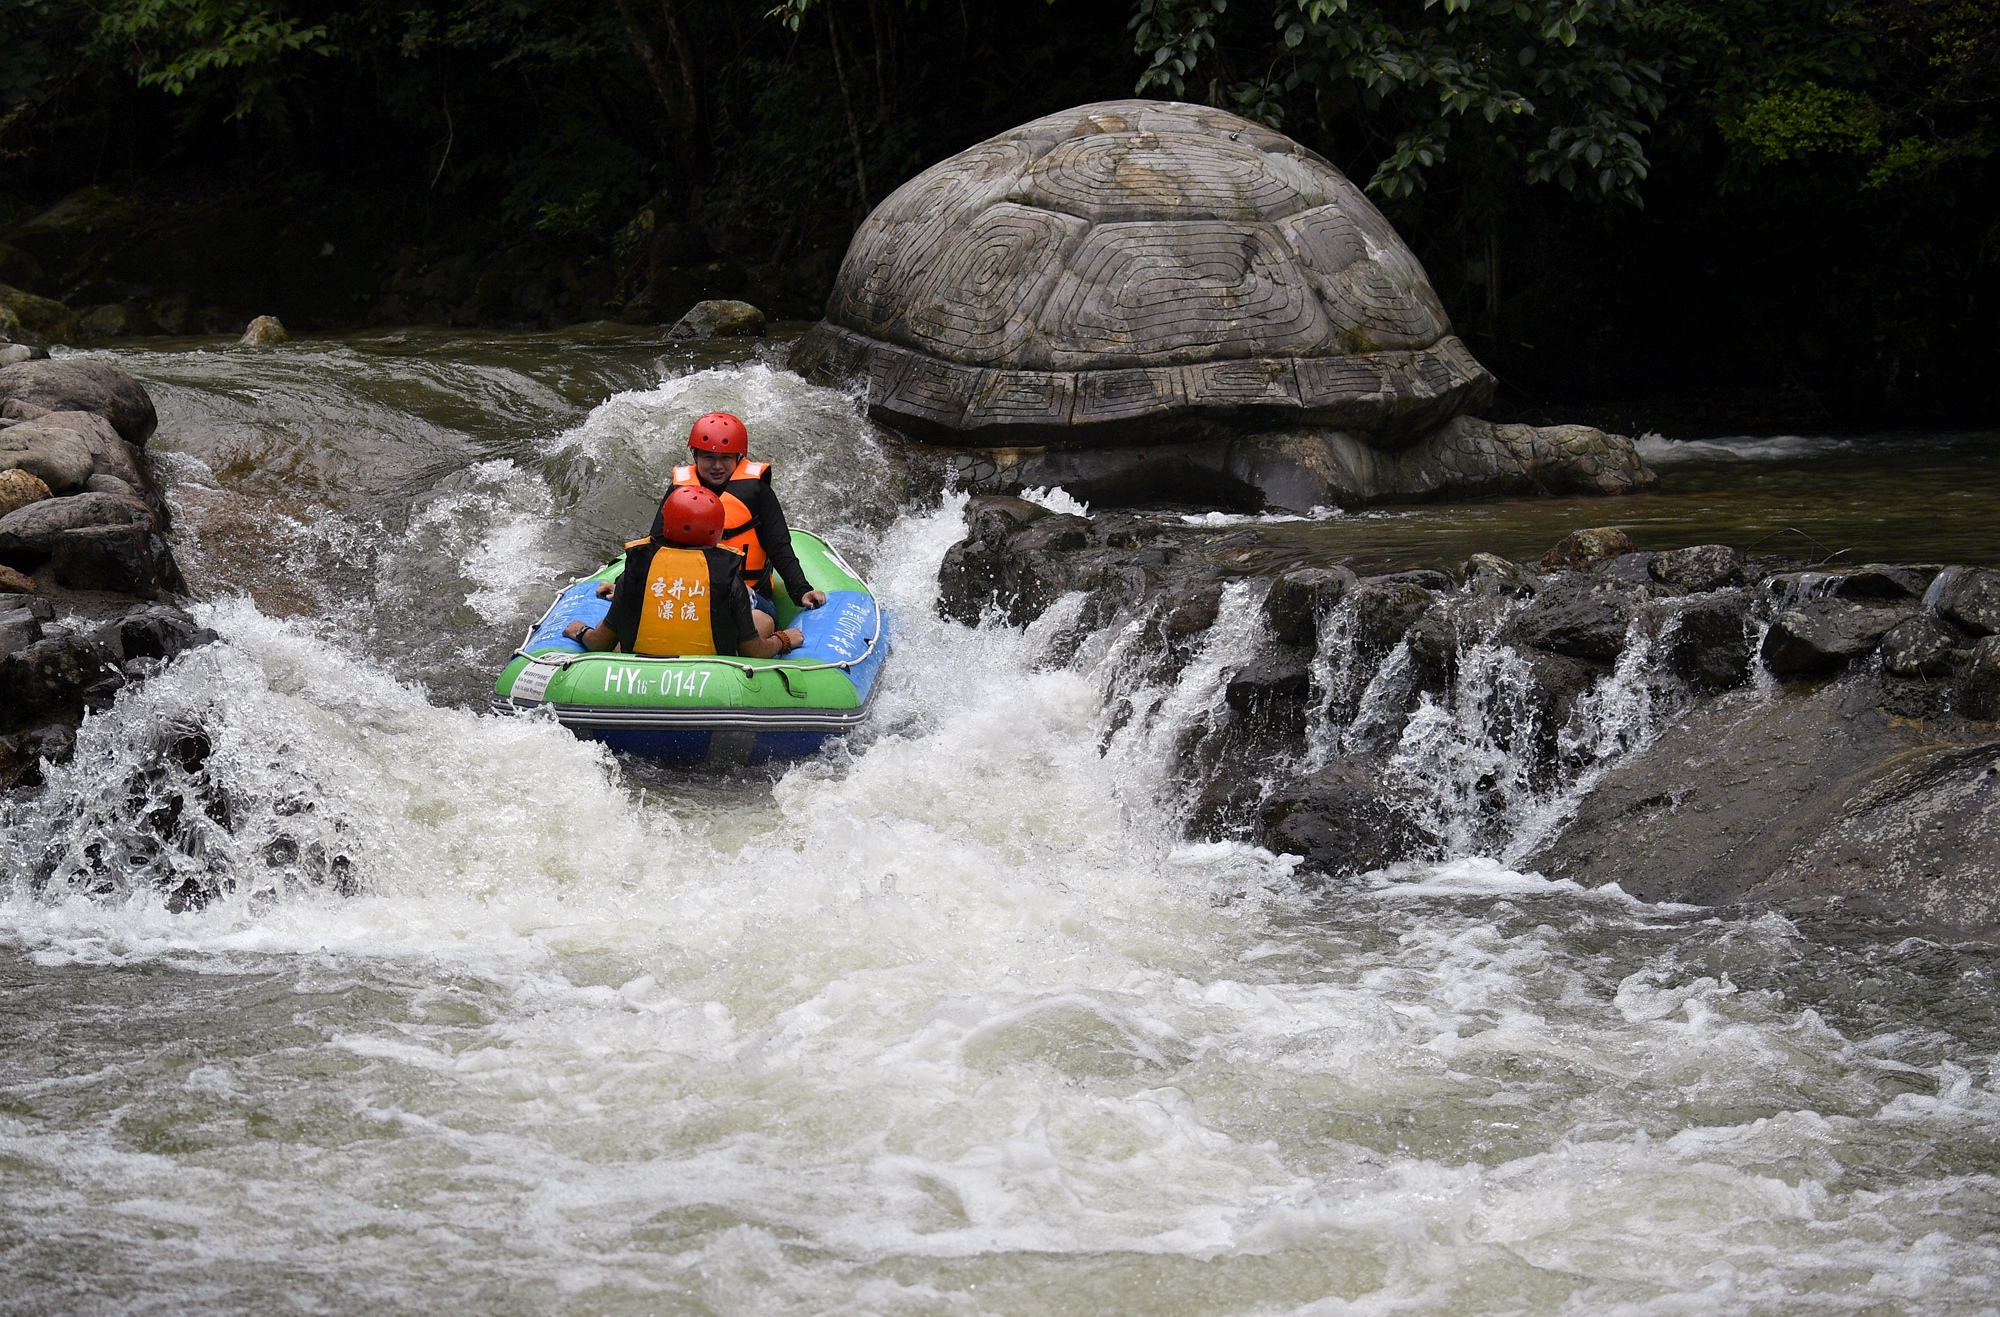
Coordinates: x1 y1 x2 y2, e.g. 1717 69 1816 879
494 530 887 766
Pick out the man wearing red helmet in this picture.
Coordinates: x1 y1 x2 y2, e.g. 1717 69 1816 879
563 486 802 659
654 411 827 638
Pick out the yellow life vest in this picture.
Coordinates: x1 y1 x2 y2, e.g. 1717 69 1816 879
630 544 719 656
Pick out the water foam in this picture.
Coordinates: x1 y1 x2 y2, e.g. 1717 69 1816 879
3 358 1998 1313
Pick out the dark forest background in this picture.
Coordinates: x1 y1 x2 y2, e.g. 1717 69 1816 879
1 0 1994 433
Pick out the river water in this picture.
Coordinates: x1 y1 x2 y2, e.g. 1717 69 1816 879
3 328 1998 1315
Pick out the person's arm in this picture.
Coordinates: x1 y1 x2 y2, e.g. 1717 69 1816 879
567 555 641 650
754 485 824 607
564 619 616 651
719 563 801 656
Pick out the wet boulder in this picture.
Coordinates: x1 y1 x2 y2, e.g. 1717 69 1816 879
1258 763 1436 879
103 602 217 664
1881 614 1965 679
1957 637 2000 721
1349 578 1439 657
0 492 151 569
51 524 180 597
0 603 40 656
1262 567 1354 648
239 315 288 346
1540 527 1635 572
1932 567 2000 637
1527 676 2000 933
1500 574 1649 664
0 423 94 492
1225 646 1313 739
668 299 766 339
0 627 121 733
1661 590 1757 693
1649 544 1746 593
1463 552 1533 597
1761 599 1913 677
1832 563 1935 601
0 358 157 445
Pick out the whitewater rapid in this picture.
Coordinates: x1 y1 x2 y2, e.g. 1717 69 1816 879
3 343 1998 1314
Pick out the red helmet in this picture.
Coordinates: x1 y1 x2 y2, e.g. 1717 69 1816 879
657 485 726 547
688 411 748 456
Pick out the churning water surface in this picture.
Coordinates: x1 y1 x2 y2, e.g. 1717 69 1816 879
2 329 1998 1315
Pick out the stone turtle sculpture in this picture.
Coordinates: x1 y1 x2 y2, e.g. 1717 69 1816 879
794 99 1650 510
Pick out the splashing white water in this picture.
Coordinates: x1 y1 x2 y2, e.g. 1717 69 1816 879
3 358 1999 1315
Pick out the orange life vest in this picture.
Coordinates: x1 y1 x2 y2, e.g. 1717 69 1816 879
671 459 772 590
629 544 719 657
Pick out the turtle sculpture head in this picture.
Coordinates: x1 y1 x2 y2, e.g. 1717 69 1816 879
793 99 1653 510
792 98 1493 446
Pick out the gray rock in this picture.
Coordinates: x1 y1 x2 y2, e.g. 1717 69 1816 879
1661 590 1757 693
1262 567 1353 648
667 299 766 339
1931 567 2000 637
85 474 138 498
1500 574 1646 664
1463 552 1532 597
1225 646 1313 737
110 602 217 662
0 423 94 492
794 99 1491 445
1761 599 1913 677
0 399 48 421
1881 614 1965 679
51 525 176 597
1540 526 1636 572
1527 677 2000 933
1833 563 1935 601
1348 578 1438 656
0 720 77 789
239 315 288 346
1258 763 1436 879
0 358 157 445
1957 636 2000 721
0 607 40 656
78 304 162 340
33 409 151 490
1650 544 1746 593
0 345 47 367
0 629 120 733
0 492 152 568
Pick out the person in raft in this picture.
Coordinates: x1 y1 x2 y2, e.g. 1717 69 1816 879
561 485 804 658
658 410 826 635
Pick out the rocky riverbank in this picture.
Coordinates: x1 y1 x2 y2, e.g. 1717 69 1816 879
0 355 213 788
940 495 2000 935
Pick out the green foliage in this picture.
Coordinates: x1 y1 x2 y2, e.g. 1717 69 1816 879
1131 0 1667 206
89 0 334 120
